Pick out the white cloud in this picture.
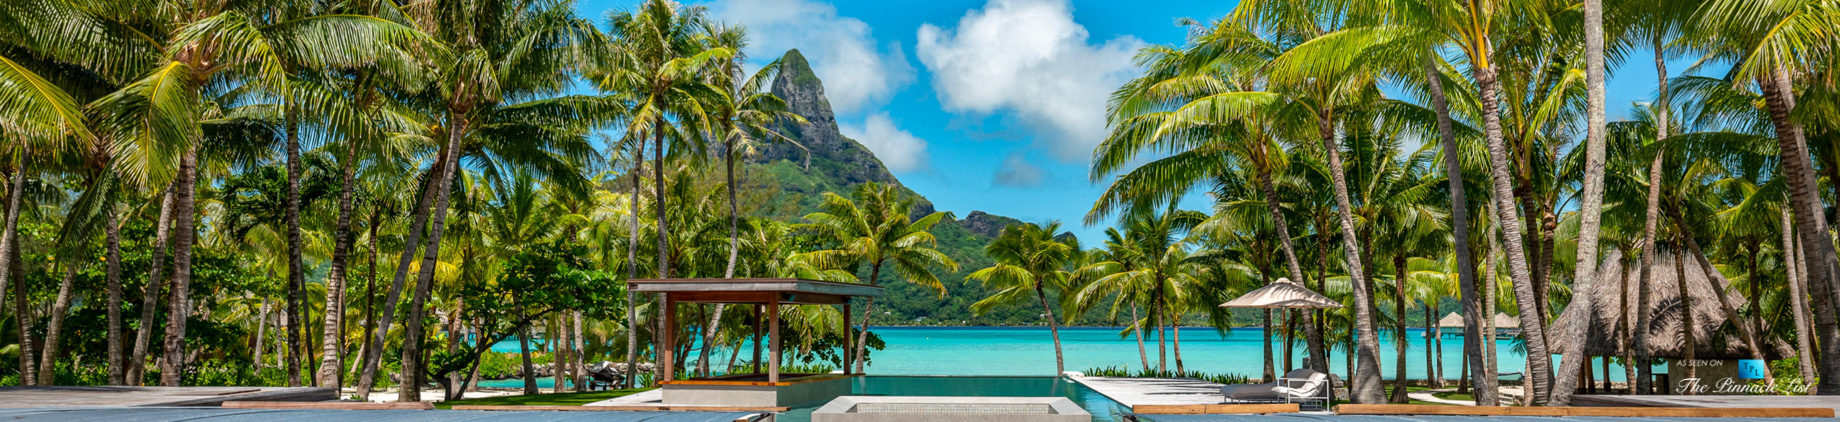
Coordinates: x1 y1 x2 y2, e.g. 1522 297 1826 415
992 153 1047 187
839 113 930 172
915 0 1142 161
709 0 912 114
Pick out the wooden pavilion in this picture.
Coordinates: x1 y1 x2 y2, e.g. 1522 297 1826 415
629 278 882 407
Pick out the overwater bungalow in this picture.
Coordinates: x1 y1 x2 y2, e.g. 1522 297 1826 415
1433 312 1523 338
1549 248 1783 393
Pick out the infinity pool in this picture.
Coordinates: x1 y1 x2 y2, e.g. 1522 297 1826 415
775 375 1127 422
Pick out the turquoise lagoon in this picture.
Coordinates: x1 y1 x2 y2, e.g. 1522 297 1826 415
489 326 1641 381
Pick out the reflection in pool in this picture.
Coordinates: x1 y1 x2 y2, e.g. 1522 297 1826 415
775 376 1126 422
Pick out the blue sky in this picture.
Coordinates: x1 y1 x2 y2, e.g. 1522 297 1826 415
572 0 1703 241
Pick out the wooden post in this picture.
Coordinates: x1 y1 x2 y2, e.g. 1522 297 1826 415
752 304 762 373
662 296 676 382
842 302 852 375
768 299 780 383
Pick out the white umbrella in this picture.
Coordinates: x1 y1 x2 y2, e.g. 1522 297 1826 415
1219 278 1342 309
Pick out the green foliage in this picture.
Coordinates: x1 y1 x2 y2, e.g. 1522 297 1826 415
1082 365 1252 385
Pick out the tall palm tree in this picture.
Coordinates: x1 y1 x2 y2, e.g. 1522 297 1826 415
1688 0 1840 393
801 182 959 373
1094 19 1331 376
1074 205 1206 373
691 24 807 376
355 0 602 400
1549 0 1612 405
6 0 431 386
969 221 1078 374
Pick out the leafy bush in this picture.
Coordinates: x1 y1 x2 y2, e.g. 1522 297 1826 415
1082 365 1251 385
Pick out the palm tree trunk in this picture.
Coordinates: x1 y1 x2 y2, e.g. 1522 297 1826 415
105 207 126 385
519 319 538 395
1671 210 1773 384
1254 152 1329 373
1785 210 1817 381
852 263 884 373
401 113 470 402
1316 112 1385 403
1758 68 1840 396
1263 308 1275 382
1034 282 1065 374
282 107 305 388
358 208 379 381
39 262 81 385
553 314 566 392
129 190 174 385
1155 279 1167 373
11 234 32 386
1133 306 1149 371
698 134 744 377
1620 256 1636 393
1632 43 1670 396
1675 246 1695 395
316 134 362 387
1392 255 1409 403
1550 0 1610 405
159 148 199 386
0 148 28 380
625 138 645 388
1474 61 1553 405
1168 306 1185 375
651 116 672 385
355 150 447 399
572 311 586 391
1424 303 1438 388
256 301 270 370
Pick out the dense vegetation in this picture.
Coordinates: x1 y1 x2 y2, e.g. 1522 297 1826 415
1 0 1839 410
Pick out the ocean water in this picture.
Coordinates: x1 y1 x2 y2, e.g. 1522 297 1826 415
489 326 1642 382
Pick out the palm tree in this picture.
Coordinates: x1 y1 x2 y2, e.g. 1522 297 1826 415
1093 19 1331 376
0 49 91 387
691 24 807 376
1550 0 1613 405
6 0 431 386
801 182 958 373
1074 205 1205 373
969 221 1078 374
1688 0 1840 392
344 0 604 401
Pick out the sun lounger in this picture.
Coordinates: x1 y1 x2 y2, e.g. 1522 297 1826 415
1219 369 1332 410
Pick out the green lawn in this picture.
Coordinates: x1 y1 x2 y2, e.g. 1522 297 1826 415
435 388 654 409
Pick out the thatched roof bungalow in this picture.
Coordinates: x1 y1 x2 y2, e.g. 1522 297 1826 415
1548 248 1775 360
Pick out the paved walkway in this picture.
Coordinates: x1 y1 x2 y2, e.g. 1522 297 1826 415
1067 376 1230 409
586 389 666 406
0 386 333 407
1406 389 1474 406
1571 395 1840 411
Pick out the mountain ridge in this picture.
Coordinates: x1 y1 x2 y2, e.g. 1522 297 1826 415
741 48 1070 326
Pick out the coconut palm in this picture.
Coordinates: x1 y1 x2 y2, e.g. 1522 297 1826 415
1093 18 1332 378
1549 0 1614 404
690 23 807 376
800 182 958 373
1683 0 1840 392
1074 205 1205 373
969 221 1078 374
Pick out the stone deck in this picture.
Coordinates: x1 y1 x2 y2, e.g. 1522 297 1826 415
1067 376 1229 410
0 386 335 407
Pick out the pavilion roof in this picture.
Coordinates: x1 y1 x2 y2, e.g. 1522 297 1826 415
1548 248 1776 360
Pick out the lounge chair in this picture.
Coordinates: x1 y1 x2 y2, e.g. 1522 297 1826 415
585 361 626 391
1220 369 1332 409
